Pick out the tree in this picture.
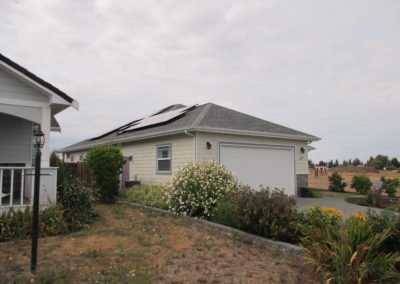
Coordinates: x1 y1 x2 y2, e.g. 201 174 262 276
328 172 347 192
85 146 125 203
366 155 389 170
318 161 327 166
328 160 334 168
308 160 315 168
390 158 399 169
350 175 372 194
381 177 400 197
342 160 348 167
334 160 339 167
352 158 362 166
50 151 62 167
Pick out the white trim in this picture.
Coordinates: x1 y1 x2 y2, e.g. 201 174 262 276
62 127 318 153
0 61 78 110
0 98 48 108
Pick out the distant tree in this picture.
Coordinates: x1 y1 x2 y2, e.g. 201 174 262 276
334 160 339 167
318 161 327 166
327 160 334 168
50 151 61 167
342 160 348 167
390 158 399 169
308 160 315 168
352 158 363 166
366 155 390 170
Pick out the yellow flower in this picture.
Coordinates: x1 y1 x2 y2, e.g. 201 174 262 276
321 207 343 218
353 212 367 221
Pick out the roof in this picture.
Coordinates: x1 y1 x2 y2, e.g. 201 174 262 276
0 52 75 104
62 103 320 152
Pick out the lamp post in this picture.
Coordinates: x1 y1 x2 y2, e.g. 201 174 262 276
31 128 45 273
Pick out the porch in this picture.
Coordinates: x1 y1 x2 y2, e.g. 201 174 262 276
0 167 57 214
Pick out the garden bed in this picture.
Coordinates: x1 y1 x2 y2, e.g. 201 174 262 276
0 204 319 283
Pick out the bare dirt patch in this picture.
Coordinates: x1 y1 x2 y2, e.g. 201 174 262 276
0 204 319 284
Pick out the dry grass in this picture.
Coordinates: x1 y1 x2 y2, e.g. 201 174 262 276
309 168 400 192
0 204 319 284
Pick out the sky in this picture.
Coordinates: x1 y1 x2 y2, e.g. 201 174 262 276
1 0 399 163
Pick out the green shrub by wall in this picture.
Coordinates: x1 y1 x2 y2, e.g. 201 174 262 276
212 187 300 243
123 184 168 210
85 146 125 203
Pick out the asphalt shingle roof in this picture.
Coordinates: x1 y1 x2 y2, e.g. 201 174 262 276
62 103 319 152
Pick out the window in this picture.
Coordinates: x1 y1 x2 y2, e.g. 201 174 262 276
79 155 84 162
71 156 74 162
156 144 171 174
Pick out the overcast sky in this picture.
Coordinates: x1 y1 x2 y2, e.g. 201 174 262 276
1 0 399 162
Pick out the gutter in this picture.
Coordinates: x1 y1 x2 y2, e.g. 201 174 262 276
184 129 196 163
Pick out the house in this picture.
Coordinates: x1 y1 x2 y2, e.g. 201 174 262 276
61 103 319 196
0 53 78 213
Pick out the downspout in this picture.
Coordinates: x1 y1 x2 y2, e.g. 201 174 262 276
184 129 196 163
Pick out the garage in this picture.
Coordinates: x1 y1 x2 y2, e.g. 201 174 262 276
219 142 296 195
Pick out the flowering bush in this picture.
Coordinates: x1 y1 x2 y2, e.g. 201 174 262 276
299 207 343 231
212 186 301 243
165 161 240 218
301 212 400 283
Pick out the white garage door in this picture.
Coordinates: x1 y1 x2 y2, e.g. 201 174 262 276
219 142 296 195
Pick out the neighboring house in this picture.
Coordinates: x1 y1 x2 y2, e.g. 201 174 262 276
61 103 319 196
0 53 78 213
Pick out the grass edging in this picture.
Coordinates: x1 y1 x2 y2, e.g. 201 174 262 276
117 200 305 256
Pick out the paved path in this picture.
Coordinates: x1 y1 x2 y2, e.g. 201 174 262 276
295 196 384 219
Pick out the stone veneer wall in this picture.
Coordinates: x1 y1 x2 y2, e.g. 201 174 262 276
296 174 308 196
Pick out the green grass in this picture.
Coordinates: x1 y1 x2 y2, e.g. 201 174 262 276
345 197 371 207
308 188 362 198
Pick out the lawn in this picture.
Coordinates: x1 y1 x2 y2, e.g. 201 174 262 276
0 204 319 284
309 187 363 198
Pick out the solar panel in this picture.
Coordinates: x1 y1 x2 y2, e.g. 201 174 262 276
121 105 196 132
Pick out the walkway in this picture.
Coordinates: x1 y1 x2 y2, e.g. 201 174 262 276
295 196 384 219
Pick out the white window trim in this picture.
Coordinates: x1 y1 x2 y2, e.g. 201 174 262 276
156 144 172 175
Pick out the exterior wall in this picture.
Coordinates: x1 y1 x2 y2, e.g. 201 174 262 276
195 131 309 175
121 134 193 184
0 68 49 103
0 113 33 165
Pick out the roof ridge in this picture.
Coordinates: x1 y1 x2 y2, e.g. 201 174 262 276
190 103 213 128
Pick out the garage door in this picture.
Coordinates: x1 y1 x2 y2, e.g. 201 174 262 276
219 142 296 195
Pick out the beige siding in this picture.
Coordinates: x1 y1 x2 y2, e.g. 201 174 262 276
195 132 309 174
121 134 193 184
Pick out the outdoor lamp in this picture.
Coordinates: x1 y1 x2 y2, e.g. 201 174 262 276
206 141 212 150
33 129 45 149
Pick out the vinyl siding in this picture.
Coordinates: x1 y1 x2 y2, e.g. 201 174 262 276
0 113 32 164
0 68 49 103
195 132 309 175
65 134 194 184
121 134 193 184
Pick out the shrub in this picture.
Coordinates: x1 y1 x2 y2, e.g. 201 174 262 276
381 177 400 197
165 161 240 218
85 146 125 203
123 184 168 209
350 175 372 194
298 207 343 231
328 172 347 192
310 190 323 198
368 210 400 254
211 187 300 243
301 215 400 283
57 176 97 230
0 206 68 241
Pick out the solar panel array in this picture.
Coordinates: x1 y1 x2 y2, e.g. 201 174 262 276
119 105 196 133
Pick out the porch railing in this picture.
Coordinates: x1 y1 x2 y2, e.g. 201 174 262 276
0 167 57 213
0 167 34 207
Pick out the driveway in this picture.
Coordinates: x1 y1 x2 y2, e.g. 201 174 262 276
295 196 384 219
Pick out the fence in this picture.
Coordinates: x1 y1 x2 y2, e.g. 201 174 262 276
60 162 94 187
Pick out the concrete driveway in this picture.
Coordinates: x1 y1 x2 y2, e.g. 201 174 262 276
295 196 384 219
